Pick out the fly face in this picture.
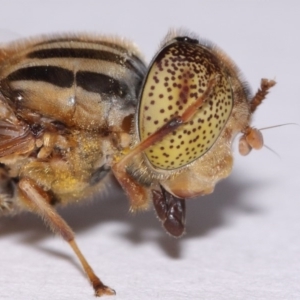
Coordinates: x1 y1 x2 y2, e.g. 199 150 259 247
113 31 275 238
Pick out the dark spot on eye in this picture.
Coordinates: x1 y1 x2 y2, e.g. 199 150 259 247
153 76 159 83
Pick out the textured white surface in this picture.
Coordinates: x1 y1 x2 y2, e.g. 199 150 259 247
0 1 299 299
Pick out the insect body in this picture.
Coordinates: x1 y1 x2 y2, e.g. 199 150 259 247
0 31 275 296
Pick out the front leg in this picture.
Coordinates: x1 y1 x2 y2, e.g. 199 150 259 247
18 177 115 297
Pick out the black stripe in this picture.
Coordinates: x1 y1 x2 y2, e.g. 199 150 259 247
36 36 146 74
28 48 146 79
6 66 74 88
76 71 129 98
35 38 131 53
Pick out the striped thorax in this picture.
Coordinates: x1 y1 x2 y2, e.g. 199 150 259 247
0 35 146 130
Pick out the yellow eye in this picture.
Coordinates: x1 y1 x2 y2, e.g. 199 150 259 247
138 37 233 170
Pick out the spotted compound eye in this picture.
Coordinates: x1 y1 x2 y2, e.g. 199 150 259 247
138 37 233 170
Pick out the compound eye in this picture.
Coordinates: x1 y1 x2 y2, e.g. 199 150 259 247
138 37 233 170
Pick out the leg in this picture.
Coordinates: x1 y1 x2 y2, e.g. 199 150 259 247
18 178 115 297
112 77 218 211
111 163 151 211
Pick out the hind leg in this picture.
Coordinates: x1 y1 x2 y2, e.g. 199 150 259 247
17 177 115 297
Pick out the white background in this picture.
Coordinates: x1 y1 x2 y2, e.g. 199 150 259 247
0 1 299 299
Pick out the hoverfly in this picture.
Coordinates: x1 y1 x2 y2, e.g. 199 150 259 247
0 30 275 296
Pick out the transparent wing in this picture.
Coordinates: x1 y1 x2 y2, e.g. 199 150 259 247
0 95 35 158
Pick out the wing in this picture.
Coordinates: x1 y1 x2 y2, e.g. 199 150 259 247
0 96 35 158
0 120 35 157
